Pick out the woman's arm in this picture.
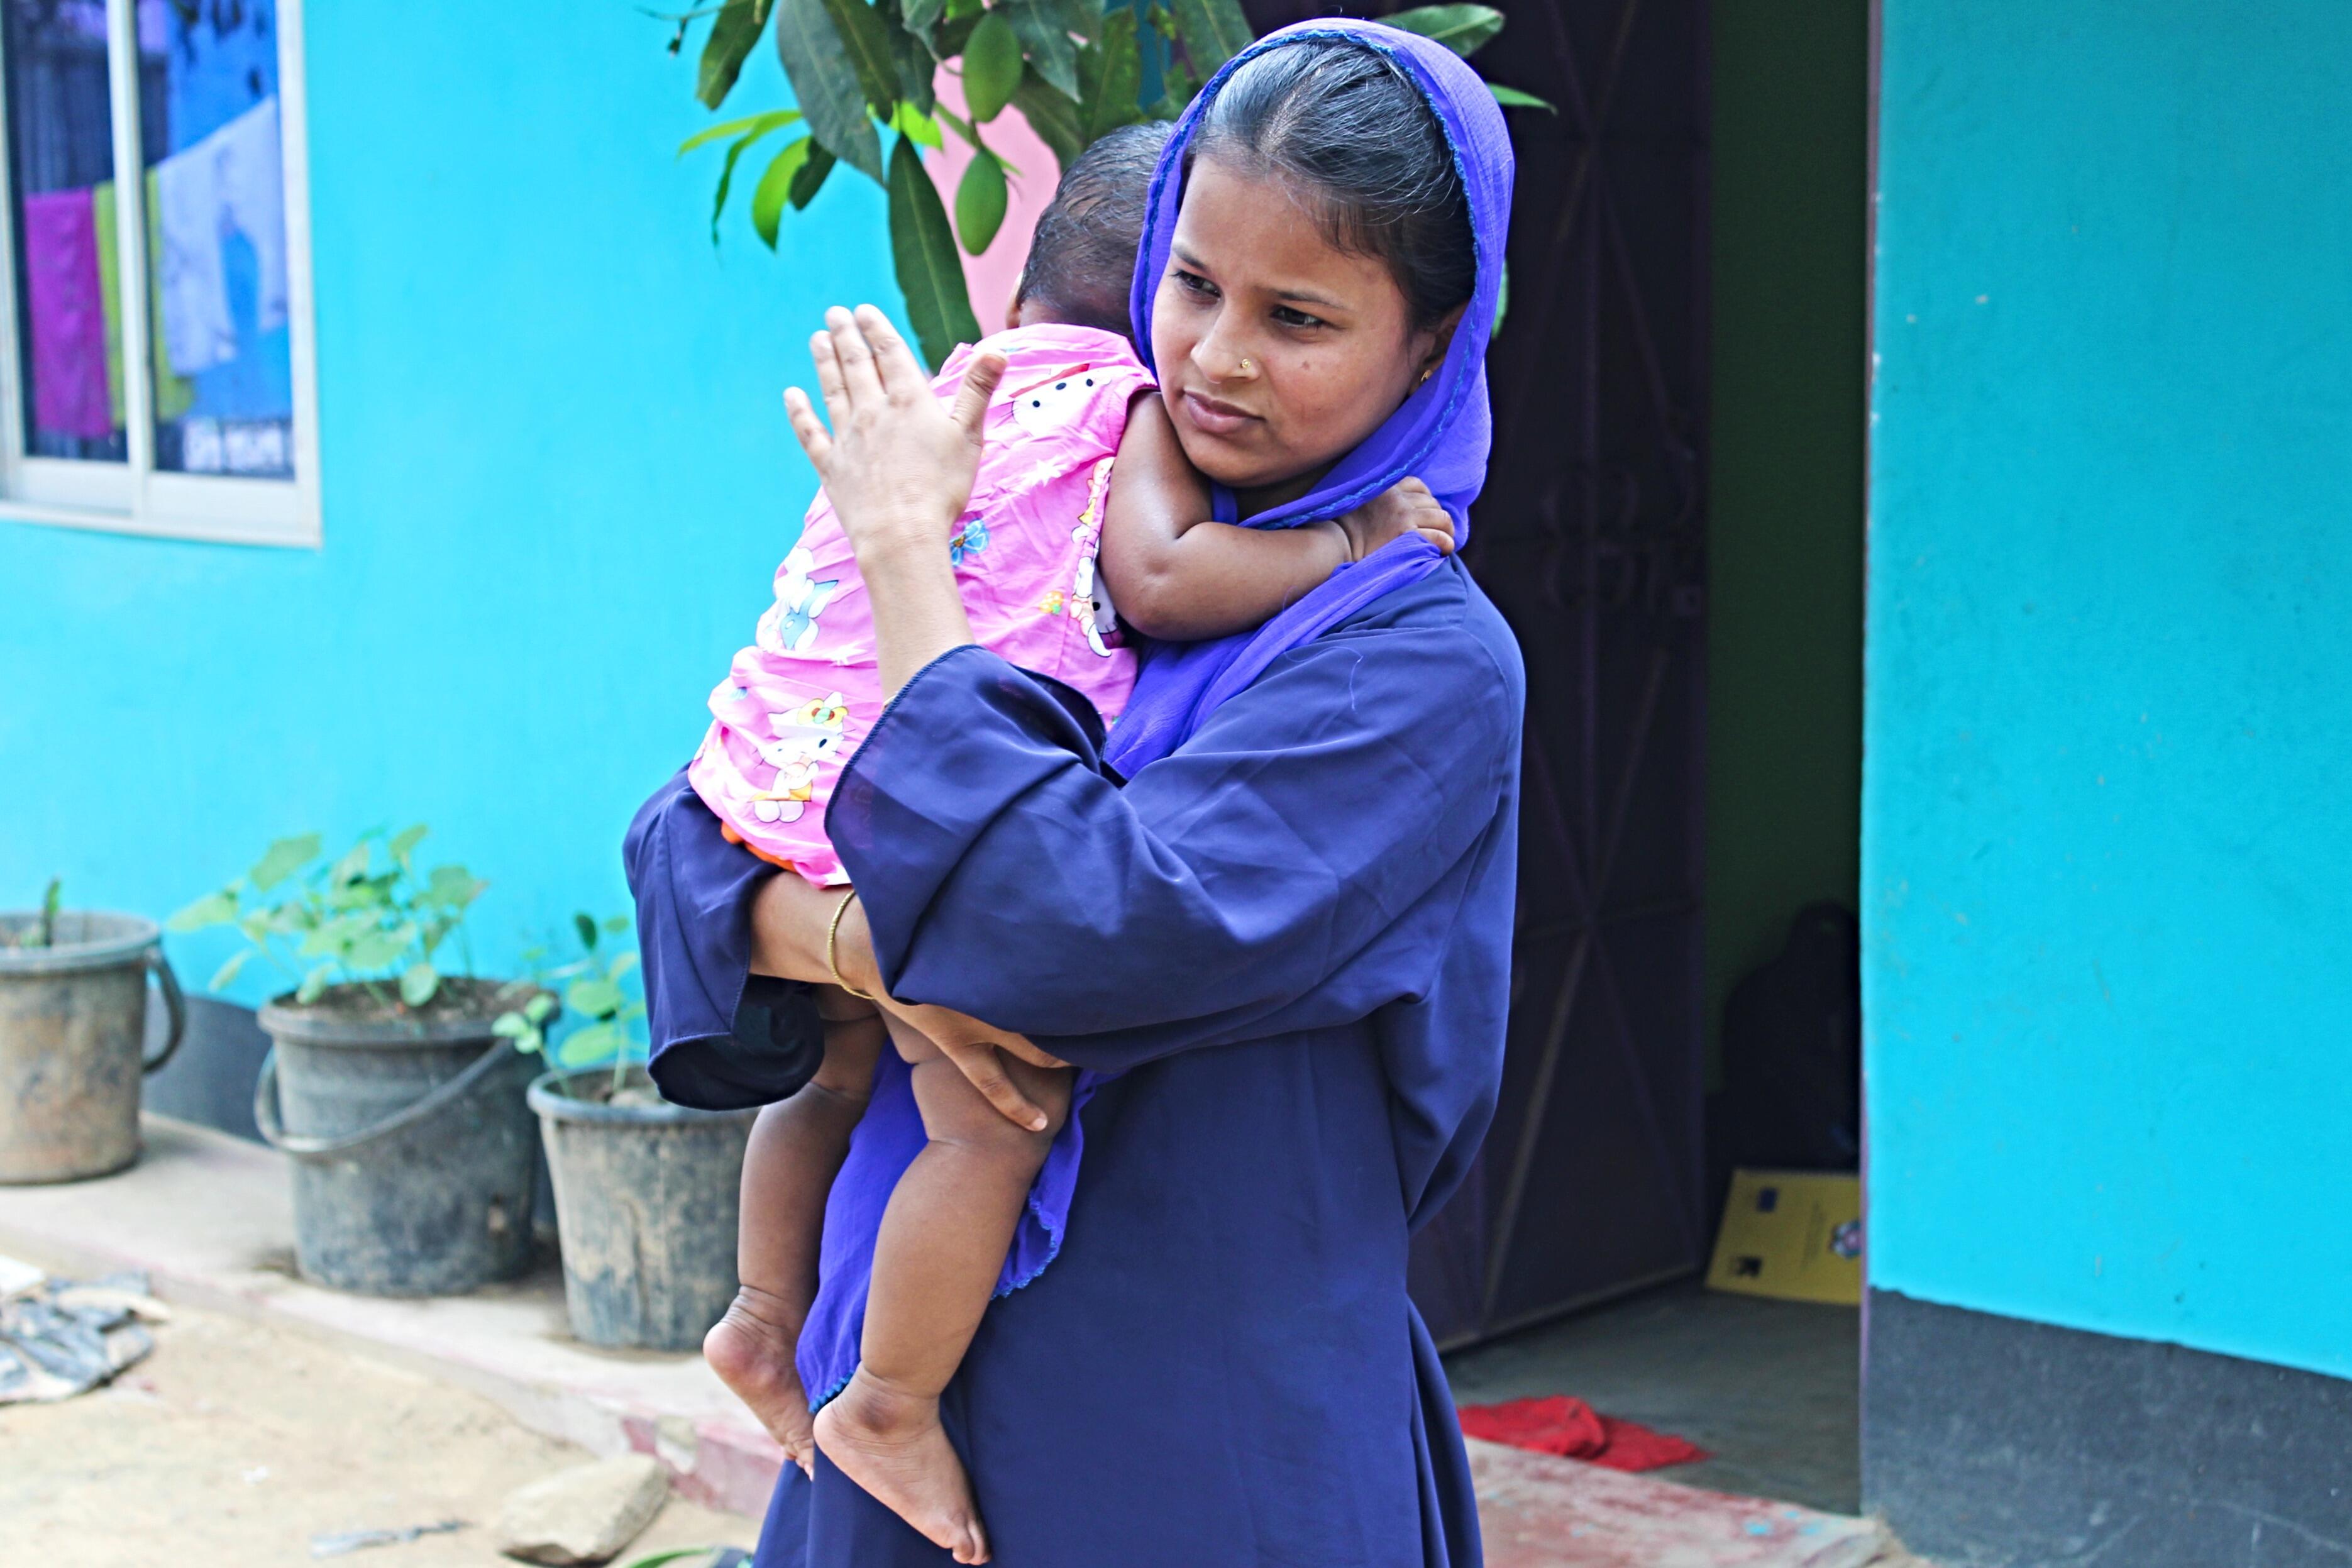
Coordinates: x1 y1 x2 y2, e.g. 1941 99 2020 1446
1098 395 1457 642
830 617 1516 1073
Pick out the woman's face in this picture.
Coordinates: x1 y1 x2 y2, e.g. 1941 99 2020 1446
1151 154 1454 513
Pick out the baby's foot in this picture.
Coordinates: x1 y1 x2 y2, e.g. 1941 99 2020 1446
813 1367 989 1564
704 1289 815 1473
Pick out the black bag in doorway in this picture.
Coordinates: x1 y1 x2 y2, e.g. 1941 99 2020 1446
1713 902 1860 1173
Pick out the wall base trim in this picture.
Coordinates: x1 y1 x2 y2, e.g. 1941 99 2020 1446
1864 1288 2352 1567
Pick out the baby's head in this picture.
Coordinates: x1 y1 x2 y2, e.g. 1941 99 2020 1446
1009 121 1176 339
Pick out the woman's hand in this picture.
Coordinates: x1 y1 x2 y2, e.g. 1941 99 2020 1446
750 879 1068 1127
783 306 1007 564
878 997 1072 1132
783 305 1003 695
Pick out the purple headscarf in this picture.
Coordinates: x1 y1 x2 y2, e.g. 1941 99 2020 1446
1102 17 1516 774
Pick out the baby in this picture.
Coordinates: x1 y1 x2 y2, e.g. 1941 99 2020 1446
689 123 1452 1563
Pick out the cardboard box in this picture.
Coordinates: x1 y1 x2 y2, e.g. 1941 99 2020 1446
1704 1169 1863 1306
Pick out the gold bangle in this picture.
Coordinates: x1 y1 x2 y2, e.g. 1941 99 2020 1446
826 888 880 1002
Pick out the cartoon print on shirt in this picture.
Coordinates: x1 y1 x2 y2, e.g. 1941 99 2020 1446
748 692 849 824
1066 457 1120 658
949 512 990 567
1007 365 1107 439
758 546 841 656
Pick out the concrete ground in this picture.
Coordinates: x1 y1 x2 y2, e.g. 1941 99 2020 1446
1446 1280 1863 1515
1 1120 1916 1566
2 1300 760 1567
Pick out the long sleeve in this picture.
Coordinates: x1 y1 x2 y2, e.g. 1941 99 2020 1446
827 594 1519 1073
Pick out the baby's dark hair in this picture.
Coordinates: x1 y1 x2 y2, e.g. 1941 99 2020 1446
1013 120 1176 337
1194 40 1475 332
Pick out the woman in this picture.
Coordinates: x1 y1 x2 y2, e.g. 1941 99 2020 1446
741 22 1520 1565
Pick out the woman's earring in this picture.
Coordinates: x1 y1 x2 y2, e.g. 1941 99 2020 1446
1418 365 1434 386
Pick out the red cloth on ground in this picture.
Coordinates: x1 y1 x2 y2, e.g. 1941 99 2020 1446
1456 1395 1711 1472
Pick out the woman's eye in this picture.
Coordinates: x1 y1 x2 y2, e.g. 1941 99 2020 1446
1174 270 1218 299
1272 306 1328 331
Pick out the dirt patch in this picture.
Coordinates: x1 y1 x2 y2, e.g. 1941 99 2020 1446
0 1302 759 1567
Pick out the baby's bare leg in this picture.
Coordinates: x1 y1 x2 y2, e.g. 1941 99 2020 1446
814 1018 1073 1565
704 986 884 1471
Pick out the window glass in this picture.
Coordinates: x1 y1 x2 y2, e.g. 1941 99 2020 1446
3 0 123 463
146 0 292 477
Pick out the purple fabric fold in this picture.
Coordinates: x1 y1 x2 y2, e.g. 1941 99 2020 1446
1106 18 1516 774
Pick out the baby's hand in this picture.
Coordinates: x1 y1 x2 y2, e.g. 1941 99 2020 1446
1335 477 1455 561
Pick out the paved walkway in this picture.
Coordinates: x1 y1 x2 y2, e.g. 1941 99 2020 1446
0 1116 1923 1565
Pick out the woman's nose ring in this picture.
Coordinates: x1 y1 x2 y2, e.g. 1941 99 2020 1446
1238 357 1254 375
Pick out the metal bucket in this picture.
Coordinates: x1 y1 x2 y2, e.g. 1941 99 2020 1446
255 993 541 1296
529 1068 757 1350
0 911 185 1184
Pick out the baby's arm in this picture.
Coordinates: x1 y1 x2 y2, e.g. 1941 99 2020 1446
1097 393 1455 643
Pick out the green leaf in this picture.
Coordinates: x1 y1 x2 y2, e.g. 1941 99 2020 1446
1487 82 1555 113
698 0 776 108
889 13 937 114
208 949 253 993
891 101 945 149
422 865 486 909
819 0 902 114
342 926 412 972
295 964 331 1005
751 136 812 247
250 833 321 892
1379 3 1502 56
566 976 626 1020
557 1021 626 1069
524 993 558 1024
677 107 804 157
167 889 240 932
776 0 887 180
901 0 947 43
573 912 600 952
711 120 794 241
1000 0 1081 97
962 13 1023 122
492 1012 531 1039
1077 5 1144 144
1145 55 1197 122
400 961 440 1008
887 134 985 368
299 912 370 956
1170 0 1251 77
1010 67 1083 168
610 949 642 978
790 141 837 207
603 915 631 936
329 840 372 888
387 824 428 865
954 148 1008 254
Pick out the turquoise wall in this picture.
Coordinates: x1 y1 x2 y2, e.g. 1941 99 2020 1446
0 9 897 989
1867 0 2352 1378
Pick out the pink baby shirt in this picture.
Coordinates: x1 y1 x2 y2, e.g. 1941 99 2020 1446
688 324 1150 885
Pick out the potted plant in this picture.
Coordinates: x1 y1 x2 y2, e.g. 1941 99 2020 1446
509 914 759 1352
168 827 546 1296
0 879 185 1184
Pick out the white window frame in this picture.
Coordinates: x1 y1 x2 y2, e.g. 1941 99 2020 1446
0 0 319 548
